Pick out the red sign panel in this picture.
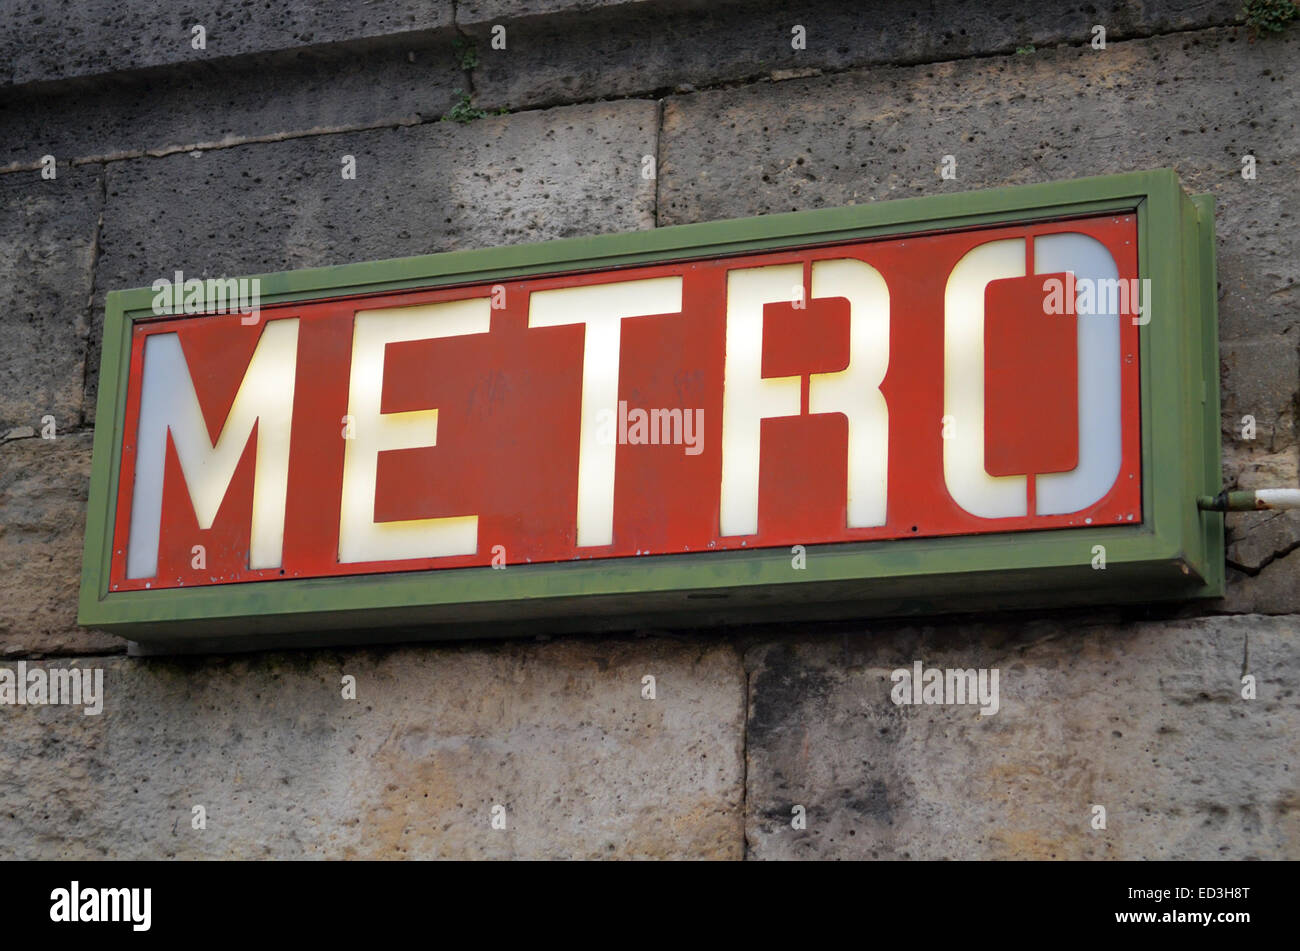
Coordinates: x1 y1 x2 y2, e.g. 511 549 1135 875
108 214 1141 592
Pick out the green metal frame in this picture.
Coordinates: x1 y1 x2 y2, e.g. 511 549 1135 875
78 168 1222 653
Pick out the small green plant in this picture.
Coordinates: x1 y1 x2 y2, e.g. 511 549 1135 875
1015 44 1036 55
453 36 479 71
1243 0 1298 36
440 90 504 123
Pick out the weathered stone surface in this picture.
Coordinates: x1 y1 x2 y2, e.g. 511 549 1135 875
0 40 465 172
1221 337 1297 466
1222 395 1300 590
2 1 454 88
659 27 1300 344
1 0 1242 167
0 165 102 434
1219 336 1299 596
745 615 1298 859
466 0 1242 113
86 98 659 421
0 432 121 656
1214 332 1300 607
0 639 744 858
1220 556 1300 614
458 0 655 23
1226 509 1300 571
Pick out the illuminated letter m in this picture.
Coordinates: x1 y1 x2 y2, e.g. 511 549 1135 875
126 321 299 578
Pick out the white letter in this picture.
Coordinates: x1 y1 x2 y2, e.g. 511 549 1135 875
943 239 1027 518
720 264 803 536
50 888 70 922
83 669 103 716
339 299 489 563
133 889 151 932
127 321 299 578
1034 233 1122 515
722 260 889 535
808 258 890 528
978 668 999 716
529 277 683 547
890 668 911 705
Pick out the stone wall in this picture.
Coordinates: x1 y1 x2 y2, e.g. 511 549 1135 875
1 0 1295 859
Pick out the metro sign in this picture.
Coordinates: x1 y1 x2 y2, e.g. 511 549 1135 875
80 170 1222 651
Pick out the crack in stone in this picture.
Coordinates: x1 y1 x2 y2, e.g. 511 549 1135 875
78 166 107 429
741 653 752 860
1227 532 1300 577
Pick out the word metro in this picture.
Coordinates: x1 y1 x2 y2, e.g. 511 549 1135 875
108 214 1142 592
